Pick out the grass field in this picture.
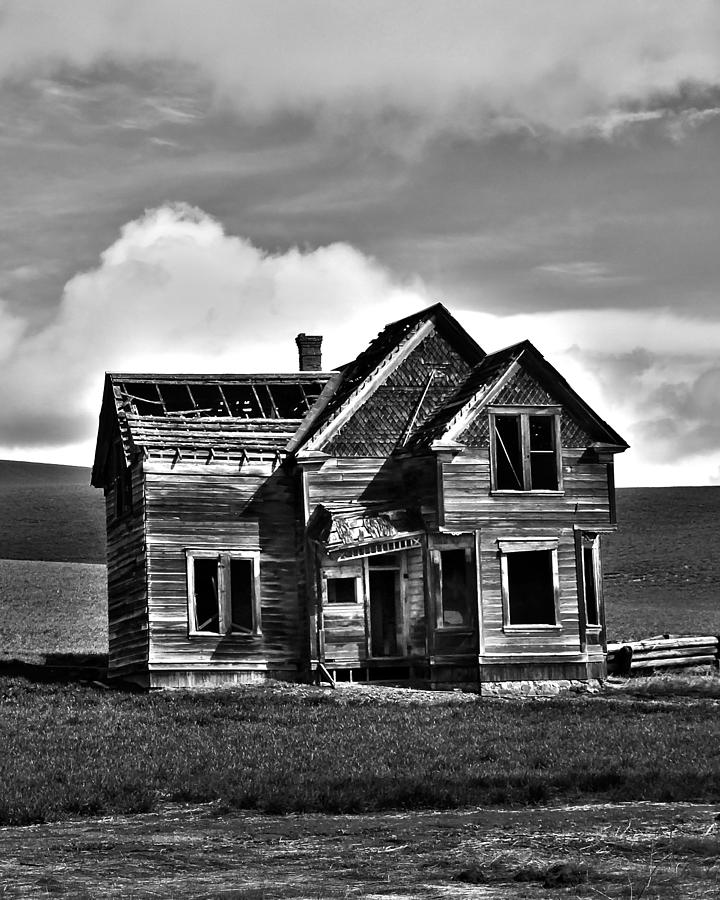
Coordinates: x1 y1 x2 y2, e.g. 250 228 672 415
1 679 719 826
0 559 107 661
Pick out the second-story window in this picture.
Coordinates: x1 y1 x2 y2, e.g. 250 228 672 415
492 410 561 491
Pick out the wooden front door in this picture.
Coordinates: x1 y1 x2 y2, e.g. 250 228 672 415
368 554 402 657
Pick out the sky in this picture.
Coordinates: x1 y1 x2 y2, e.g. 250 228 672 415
1 1 720 486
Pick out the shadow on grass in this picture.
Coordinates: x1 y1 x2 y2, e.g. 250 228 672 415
0 653 109 684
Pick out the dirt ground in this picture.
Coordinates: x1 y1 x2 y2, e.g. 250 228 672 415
0 801 717 899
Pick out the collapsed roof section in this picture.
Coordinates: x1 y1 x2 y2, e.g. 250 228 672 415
92 372 339 486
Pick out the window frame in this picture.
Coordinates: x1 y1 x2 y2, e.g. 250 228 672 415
489 407 563 493
498 539 561 632
430 544 476 632
322 572 363 606
186 549 262 637
579 532 602 630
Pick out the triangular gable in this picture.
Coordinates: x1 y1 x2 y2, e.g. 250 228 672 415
427 342 628 451
299 303 485 455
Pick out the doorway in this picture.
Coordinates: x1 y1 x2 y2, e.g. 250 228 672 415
368 554 402 657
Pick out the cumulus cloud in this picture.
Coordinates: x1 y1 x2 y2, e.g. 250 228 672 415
0 204 426 460
1 1 720 137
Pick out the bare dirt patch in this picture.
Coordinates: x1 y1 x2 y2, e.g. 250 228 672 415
0 801 717 899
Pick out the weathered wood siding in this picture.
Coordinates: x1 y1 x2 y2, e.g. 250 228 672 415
441 448 612 530
106 461 148 680
440 444 612 662
143 463 306 678
405 545 427 655
477 526 582 657
305 458 429 665
305 457 403 516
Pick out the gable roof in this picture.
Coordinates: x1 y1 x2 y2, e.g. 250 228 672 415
407 340 629 452
91 371 338 486
293 303 485 453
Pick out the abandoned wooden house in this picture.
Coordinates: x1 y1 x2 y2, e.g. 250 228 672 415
91 303 628 690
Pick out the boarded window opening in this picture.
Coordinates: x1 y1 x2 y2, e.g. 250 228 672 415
440 549 472 627
326 576 358 604
506 550 556 625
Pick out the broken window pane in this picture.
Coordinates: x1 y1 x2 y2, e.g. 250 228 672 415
326 576 357 604
529 416 558 489
440 549 471 627
507 550 555 625
194 558 220 632
495 416 523 489
230 558 254 631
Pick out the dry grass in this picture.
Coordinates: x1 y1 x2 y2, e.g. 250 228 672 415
0 801 717 898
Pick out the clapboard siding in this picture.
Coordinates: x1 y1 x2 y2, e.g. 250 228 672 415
306 457 403 515
405 546 427 654
106 462 148 679
441 448 612 531
143 466 306 672
479 527 583 656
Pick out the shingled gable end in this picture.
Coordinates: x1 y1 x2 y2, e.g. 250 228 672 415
92 303 628 690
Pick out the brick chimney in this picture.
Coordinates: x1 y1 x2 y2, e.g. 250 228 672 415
295 333 323 371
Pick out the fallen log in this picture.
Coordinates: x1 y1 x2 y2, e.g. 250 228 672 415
629 654 717 670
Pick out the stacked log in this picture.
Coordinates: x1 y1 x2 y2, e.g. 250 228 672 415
606 635 719 675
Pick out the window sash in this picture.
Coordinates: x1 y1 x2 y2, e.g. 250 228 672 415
490 409 561 492
186 550 261 636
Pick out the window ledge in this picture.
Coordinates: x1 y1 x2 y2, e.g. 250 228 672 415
585 624 602 632
435 626 474 633
503 624 563 634
490 490 565 497
188 630 262 639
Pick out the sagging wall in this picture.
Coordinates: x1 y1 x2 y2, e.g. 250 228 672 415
142 464 306 685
